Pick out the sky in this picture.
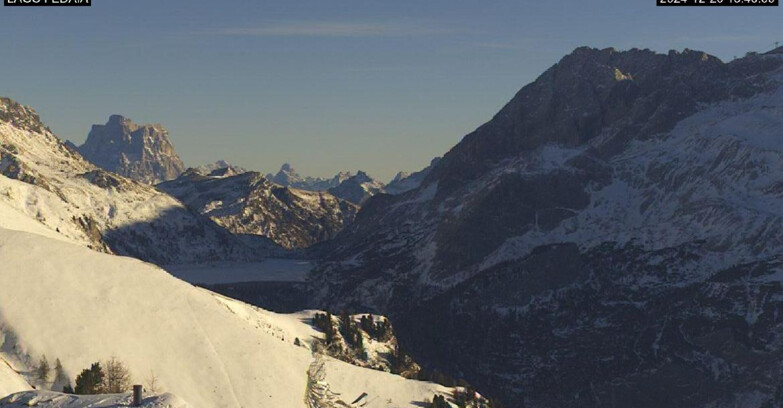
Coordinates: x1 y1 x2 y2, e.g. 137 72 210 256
0 0 781 181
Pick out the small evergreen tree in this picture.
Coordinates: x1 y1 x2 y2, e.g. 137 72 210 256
322 312 336 345
36 355 50 384
74 362 104 395
429 394 450 408
62 384 74 394
54 358 68 387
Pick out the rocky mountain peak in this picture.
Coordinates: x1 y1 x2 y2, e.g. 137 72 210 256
327 171 385 205
0 97 48 135
192 160 247 177
390 171 409 183
425 47 768 194
77 115 185 184
354 170 371 182
106 113 131 125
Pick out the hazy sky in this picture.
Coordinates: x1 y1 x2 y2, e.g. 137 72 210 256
1 0 781 180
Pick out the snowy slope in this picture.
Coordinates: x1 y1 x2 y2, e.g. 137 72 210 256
0 361 30 399
0 225 450 407
0 391 187 408
0 97 253 264
0 198 71 243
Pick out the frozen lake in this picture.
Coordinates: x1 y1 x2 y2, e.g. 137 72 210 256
164 259 314 285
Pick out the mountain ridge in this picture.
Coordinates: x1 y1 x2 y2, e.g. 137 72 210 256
158 169 359 249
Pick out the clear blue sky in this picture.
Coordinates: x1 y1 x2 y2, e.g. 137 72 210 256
1 0 781 181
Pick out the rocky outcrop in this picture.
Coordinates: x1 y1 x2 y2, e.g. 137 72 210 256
76 115 185 184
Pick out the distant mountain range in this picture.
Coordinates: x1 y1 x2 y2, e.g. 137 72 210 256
268 163 389 204
194 160 248 176
267 163 352 191
158 169 358 249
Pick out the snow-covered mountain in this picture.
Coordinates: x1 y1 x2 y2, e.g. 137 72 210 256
193 160 247 177
75 115 185 184
267 164 387 205
327 171 386 205
312 47 783 406
0 97 253 264
385 158 441 195
268 163 352 192
0 210 453 407
158 169 358 249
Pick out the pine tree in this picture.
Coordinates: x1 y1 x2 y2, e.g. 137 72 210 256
54 358 68 387
324 312 336 345
429 395 450 408
74 362 105 395
36 355 50 384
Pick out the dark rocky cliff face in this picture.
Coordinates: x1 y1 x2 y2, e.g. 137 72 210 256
311 47 783 407
77 115 185 184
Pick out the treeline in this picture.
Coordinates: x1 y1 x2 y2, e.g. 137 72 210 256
33 354 133 395
312 311 416 375
313 312 393 348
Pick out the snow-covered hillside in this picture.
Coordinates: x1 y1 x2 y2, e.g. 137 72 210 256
0 97 253 264
0 360 30 399
0 218 451 407
0 391 188 408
